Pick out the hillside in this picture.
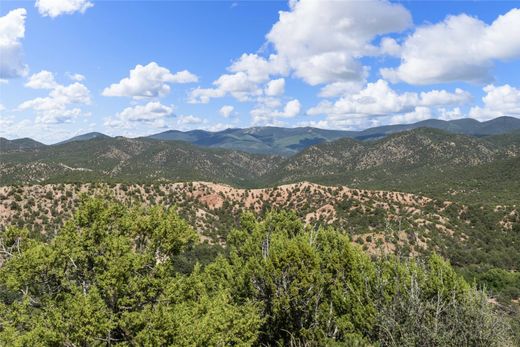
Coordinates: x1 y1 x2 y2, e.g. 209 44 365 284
262 128 520 203
0 137 281 186
1 182 519 305
353 116 520 140
2 194 515 345
2 128 519 204
0 137 45 152
55 131 111 145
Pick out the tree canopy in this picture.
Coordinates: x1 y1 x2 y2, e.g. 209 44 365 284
0 197 515 346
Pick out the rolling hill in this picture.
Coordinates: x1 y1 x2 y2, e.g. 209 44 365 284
0 136 281 186
1 127 519 204
262 128 520 203
55 131 111 145
0 137 45 152
1 181 518 305
266 128 516 183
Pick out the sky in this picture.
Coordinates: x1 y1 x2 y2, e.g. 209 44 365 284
1 0 520 144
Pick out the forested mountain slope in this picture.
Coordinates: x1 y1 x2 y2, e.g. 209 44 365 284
0 137 281 186
1 128 519 204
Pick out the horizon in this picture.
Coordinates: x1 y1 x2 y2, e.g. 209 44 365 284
2 114 519 145
1 1 520 143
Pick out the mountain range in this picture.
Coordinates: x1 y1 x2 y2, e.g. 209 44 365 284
2 116 520 156
1 124 519 204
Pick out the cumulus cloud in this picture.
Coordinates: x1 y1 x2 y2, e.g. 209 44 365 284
105 101 174 129
0 116 31 138
276 99 301 118
469 84 520 120
219 105 235 118
379 37 402 57
265 78 285 96
318 81 364 98
177 114 203 125
206 122 238 132
251 99 301 125
308 80 471 118
19 81 91 124
189 54 287 103
0 8 28 79
266 0 411 85
103 62 198 99
189 0 411 104
169 70 199 83
438 107 464 121
25 70 59 89
381 9 520 84
388 106 432 124
35 0 94 18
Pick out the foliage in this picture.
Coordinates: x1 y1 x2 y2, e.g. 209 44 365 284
0 197 516 345
0 197 261 346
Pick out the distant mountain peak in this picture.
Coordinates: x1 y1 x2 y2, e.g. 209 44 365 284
57 132 111 145
142 117 520 155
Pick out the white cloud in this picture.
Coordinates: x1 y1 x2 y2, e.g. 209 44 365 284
256 96 282 109
420 88 472 106
35 108 83 124
67 72 85 82
189 0 411 104
389 106 432 124
251 99 301 125
266 0 411 85
213 71 262 100
35 0 94 18
0 8 28 79
379 37 402 57
276 99 301 118
177 114 203 125
25 70 59 89
318 81 364 98
265 78 285 96
206 122 237 132
103 62 198 99
189 73 258 103
105 101 174 129
0 115 91 143
381 9 520 84
389 106 466 125
19 82 91 124
228 53 288 83
308 80 470 118
469 84 520 120
169 70 198 83
438 107 464 121
189 54 286 103
219 105 234 118
0 116 30 137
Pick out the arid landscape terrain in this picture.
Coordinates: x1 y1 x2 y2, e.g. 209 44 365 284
2 0 520 345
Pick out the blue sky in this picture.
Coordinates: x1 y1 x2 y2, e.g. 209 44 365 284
1 0 519 143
